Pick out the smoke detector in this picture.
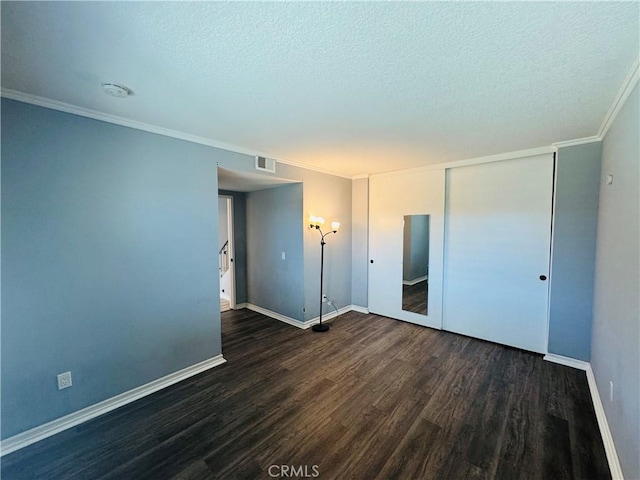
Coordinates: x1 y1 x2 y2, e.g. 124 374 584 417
101 83 131 98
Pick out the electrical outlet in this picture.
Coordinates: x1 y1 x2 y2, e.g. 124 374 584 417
322 294 328 303
57 371 72 390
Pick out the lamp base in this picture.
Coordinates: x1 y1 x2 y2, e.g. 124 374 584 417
312 323 330 332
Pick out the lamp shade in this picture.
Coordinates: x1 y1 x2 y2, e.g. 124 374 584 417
331 221 340 231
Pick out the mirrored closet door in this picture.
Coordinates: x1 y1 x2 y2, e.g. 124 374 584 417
368 169 445 329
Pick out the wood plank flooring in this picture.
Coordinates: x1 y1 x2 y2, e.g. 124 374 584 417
402 280 428 315
1 310 610 480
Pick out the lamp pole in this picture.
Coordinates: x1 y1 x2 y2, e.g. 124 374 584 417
309 217 339 332
313 234 329 332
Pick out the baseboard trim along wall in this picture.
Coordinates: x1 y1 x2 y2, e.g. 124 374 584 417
0 354 227 457
402 275 428 286
543 353 589 370
544 354 624 479
585 365 625 480
243 303 359 329
350 305 370 314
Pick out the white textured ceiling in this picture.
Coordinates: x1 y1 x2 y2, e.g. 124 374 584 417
2 2 638 176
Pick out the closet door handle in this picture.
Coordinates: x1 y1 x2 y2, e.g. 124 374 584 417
539 275 547 281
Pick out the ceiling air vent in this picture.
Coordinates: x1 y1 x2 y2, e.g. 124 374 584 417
255 156 276 173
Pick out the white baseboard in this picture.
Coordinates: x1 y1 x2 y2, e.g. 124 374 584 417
586 365 624 479
243 303 362 329
402 275 428 286
543 354 623 479
543 353 589 370
0 354 226 457
244 304 307 328
303 304 354 328
350 305 370 314
234 302 248 310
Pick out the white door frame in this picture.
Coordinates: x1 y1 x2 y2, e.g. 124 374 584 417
219 195 236 309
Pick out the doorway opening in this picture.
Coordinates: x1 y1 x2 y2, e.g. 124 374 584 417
218 195 235 312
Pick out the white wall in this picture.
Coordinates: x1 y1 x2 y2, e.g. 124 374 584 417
351 177 369 308
591 83 639 479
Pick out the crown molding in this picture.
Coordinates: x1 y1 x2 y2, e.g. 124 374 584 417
552 136 602 148
352 174 370 180
372 146 557 179
0 88 255 153
598 55 640 139
0 88 351 179
553 56 639 148
441 146 556 170
5 53 638 181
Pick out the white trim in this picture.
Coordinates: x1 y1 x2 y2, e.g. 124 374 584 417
0 88 351 180
545 153 559 357
543 353 589 371
244 304 308 329
306 304 354 327
542 355 623 479
233 302 248 310
402 275 428 286
371 147 556 179
586 365 625 480
243 303 360 329
552 136 602 148
219 194 236 309
598 56 640 140
441 147 556 170
552 57 638 150
0 354 226 457
5 53 638 183
350 305 370 314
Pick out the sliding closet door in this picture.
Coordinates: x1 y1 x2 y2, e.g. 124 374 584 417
443 154 554 353
369 169 445 329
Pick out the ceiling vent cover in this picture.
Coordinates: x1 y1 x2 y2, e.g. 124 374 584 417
255 156 276 173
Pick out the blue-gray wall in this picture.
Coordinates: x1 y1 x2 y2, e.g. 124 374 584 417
403 215 430 282
218 190 247 305
215 162 353 322
1 98 225 439
295 169 352 321
0 97 354 441
591 83 639 479
547 143 602 360
246 184 304 319
230 163 353 322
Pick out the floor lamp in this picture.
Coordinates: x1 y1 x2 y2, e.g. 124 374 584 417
309 216 340 332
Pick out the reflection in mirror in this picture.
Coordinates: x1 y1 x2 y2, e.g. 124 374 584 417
402 215 429 316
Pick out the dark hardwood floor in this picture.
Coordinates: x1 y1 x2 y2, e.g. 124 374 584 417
402 280 428 315
1 310 610 479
